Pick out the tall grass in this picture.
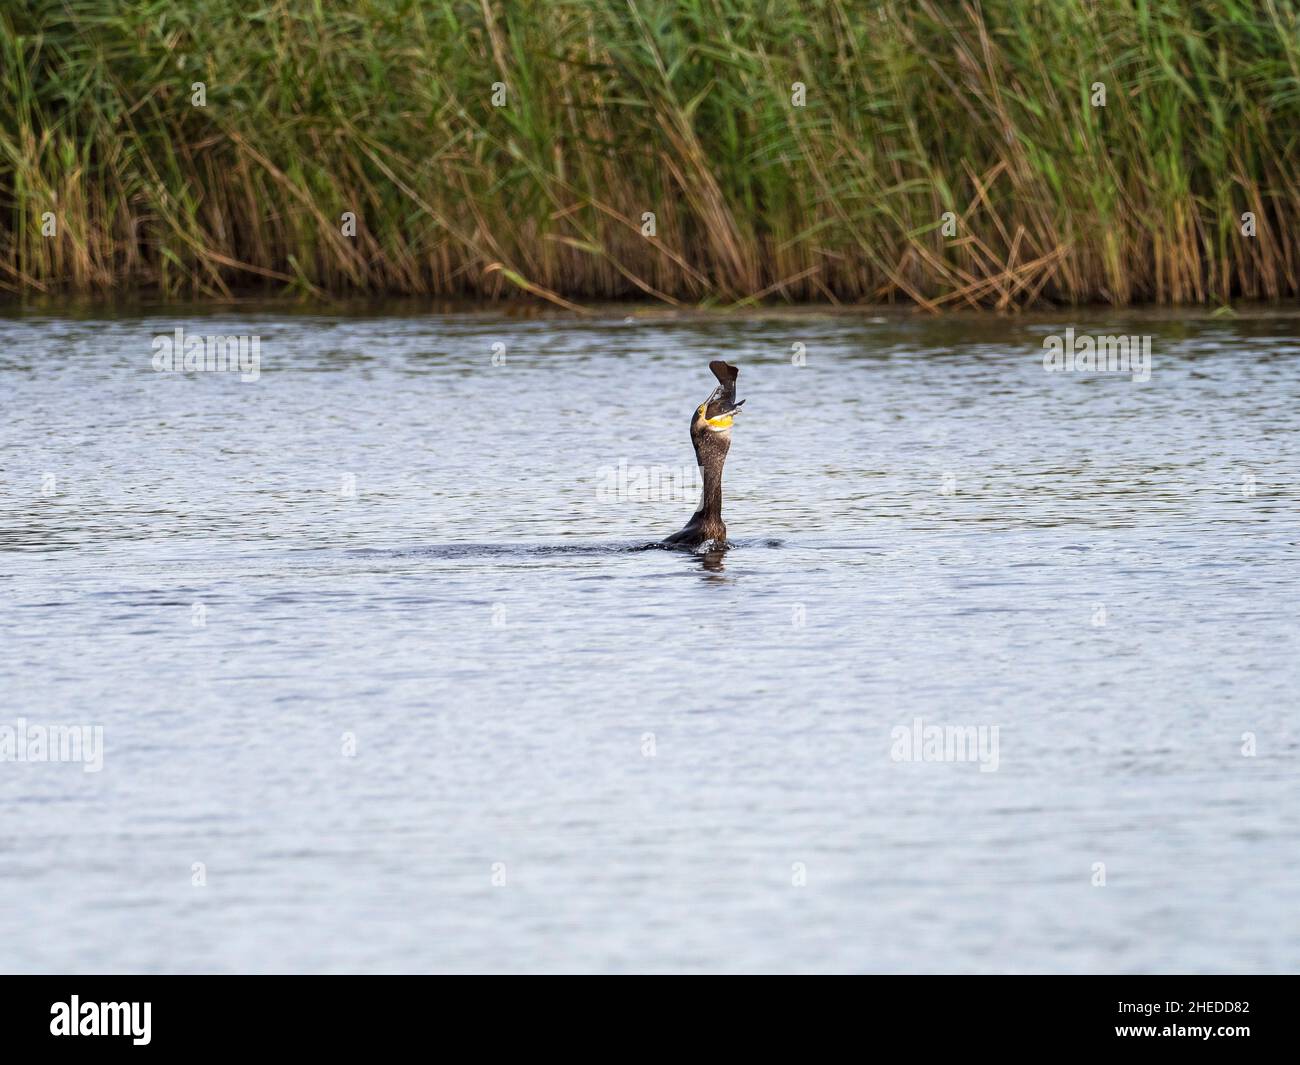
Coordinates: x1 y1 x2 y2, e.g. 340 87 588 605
3 0 1299 308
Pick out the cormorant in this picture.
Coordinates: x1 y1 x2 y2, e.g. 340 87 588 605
662 360 744 548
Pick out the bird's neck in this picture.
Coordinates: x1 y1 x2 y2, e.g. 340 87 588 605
698 457 724 521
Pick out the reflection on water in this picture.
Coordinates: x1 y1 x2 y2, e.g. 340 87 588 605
1 304 1298 973
696 548 728 573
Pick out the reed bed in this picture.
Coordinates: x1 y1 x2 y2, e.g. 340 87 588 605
3 0 1299 308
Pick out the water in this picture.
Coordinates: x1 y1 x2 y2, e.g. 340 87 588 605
2 304 1298 974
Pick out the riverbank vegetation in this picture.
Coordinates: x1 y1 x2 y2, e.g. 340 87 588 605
3 0 1299 309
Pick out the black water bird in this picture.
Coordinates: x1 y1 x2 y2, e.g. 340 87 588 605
662 360 744 549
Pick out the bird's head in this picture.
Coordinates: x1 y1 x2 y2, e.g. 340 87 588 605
691 360 744 448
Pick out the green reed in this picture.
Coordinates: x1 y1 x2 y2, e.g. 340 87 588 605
2 0 1299 308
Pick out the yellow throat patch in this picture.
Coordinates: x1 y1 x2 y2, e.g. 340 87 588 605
698 403 734 430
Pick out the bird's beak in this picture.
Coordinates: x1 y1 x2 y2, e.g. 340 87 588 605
702 398 744 430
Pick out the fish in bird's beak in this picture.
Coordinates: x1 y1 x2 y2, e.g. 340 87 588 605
699 359 744 430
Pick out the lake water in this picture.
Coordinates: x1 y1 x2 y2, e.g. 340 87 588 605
2 304 1297 974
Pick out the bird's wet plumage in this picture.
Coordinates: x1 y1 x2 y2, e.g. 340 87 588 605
661 361 742 549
